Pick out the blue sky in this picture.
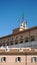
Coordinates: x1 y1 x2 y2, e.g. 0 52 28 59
0 0 37 37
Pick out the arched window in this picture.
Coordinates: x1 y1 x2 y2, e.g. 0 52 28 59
16 57 21 62
1 57 6 62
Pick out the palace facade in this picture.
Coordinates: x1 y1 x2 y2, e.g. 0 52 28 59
0 17 37 65
0 21 37 48
0 48 37 65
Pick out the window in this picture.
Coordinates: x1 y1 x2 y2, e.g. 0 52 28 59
20 37 23 43
10 43 13 45
15 42 18 44
15 40 18 45
25 37 29 42
12 37 13 40
0 43 2 47
8 39 9 41
1 57 6 62
31 57 37 62
30 36 35 41
20 40 23 43
3 44 5 47
10 37 13 40
7 43 9 46
1 41 2 43
25 39 28 42
16 36 18 39
9 41 14 46
5 40 7 43
20 35 23 38
16 57 21 62
19 35 23 43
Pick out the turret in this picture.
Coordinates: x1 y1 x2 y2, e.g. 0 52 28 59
19 14 27 31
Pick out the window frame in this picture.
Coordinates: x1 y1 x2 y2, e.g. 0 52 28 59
30 36 35 42
31 57 37 62
16 57 21 62
25 37 29 42
1 57 6 62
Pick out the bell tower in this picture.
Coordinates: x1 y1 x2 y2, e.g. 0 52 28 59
19 14 27 31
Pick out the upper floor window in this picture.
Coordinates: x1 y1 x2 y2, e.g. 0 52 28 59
16 36 18 39
20 35 23 43
15 40 18 44
20 39 23 43
7 43 9 46
5 40 7 43
30 36 35 41
3 44 5 47
16 57 21 62
10 43 13 45
1 57 6 62
31 57 37 62
25 37 29 42
10 37 14 40
1 41 2 43
8 39 10 41
20 35 23 39
0 43 2 47
9 41 14 45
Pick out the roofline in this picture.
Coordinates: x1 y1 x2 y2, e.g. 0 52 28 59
0 26 37 39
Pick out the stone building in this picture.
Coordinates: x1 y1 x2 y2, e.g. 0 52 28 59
0 16 37 65
0 48 37 65
0 21 37 48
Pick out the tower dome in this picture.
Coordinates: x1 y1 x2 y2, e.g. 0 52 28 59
19 14 27 31
19 21 27 31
